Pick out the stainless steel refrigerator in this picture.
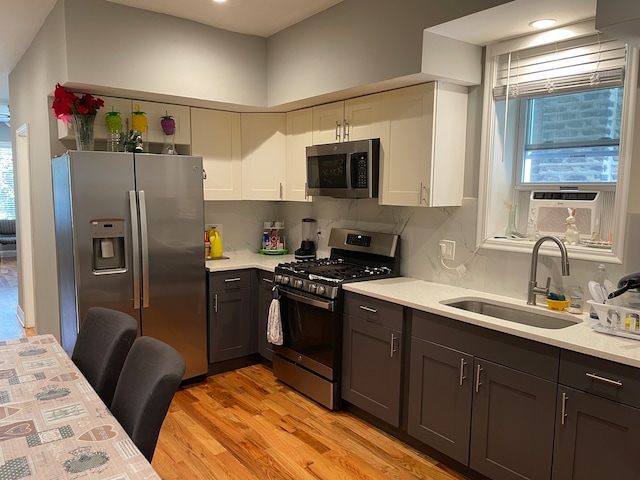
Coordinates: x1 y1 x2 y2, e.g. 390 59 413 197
52 151 207 380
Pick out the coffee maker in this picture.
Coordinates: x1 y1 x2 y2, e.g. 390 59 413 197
295 218 318 260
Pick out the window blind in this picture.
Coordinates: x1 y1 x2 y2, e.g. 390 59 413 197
493 34 627 100
0 145 15 220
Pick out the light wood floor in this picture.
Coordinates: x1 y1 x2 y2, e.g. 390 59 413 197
153 364 468 480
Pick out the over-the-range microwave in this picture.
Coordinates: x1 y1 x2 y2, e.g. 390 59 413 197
306 138 380 198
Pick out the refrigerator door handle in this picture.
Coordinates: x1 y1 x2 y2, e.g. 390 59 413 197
129 190 141 310
139 190 150 309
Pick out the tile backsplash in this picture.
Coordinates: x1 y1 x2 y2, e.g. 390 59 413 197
206 198 640 303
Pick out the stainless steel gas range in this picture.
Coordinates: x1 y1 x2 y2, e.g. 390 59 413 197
272 228 400 410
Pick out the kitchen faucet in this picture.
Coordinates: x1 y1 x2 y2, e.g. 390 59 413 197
527 235 570 305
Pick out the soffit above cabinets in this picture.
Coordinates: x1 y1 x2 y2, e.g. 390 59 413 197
426 0 596 46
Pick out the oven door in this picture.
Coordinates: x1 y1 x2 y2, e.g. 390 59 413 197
275 286 340 381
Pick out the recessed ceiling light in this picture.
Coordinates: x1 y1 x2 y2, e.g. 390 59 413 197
529 19 557 29
212 0 227 3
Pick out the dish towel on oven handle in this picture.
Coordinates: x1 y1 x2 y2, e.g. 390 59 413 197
267 286 283 345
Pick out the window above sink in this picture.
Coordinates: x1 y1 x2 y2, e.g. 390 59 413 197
476 20 639 263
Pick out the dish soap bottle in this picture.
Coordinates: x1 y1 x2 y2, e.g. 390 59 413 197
209 227 223 258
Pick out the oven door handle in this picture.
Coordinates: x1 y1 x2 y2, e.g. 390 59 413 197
280 289 335 312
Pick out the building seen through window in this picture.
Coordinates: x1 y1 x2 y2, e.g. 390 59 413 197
0 143 15 220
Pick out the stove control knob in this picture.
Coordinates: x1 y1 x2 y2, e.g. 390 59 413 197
294 279 304 289
281 276 290 285
274 274 282 283
317 285 326 295
309 284 317 293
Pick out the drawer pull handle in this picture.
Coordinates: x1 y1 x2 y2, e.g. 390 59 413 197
585 372 623 387
475 364 483 393
561 392 568 425
224 277 242 283
262 278 273 284
459 358 467 386
359 305 378 314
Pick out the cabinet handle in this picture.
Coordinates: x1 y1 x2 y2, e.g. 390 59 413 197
304 182 308 199
224 277 241 283
390 333 397 358
459 358 467 386
335 121 341 141
561 391 568 425
343 119 349 141
202 168 207 180
262 278 273 284
359 305 378 314
214 293 218 313
475 364 483 393
585 372 623 387
419 182 429 205
279 183 283 200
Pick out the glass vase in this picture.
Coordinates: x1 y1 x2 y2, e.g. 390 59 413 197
161 133 176 155
71 114 96 151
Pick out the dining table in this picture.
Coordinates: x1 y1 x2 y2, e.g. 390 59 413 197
0 334 160 479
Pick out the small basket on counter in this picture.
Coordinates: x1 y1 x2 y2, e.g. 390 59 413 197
588 300 640 340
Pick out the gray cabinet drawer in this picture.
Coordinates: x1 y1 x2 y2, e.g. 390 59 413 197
559 350 640 409
344 292 403 330
209 270 252 291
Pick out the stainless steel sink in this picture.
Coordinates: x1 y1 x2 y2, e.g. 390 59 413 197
441 298 580 329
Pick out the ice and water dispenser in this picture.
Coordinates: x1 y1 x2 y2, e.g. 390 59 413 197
90 219 126 273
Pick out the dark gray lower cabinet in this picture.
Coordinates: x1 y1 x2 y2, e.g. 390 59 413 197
552 386 640 479
257 271 275 361
470 359 556 480
342 292 403 427
208 270 253 363
408 338 472 464
408 310 558 480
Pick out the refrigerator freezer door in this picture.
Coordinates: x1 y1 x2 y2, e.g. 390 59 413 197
133 154 207 378
53 152 138 353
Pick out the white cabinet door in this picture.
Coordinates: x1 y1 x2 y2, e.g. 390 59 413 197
379 82 467 207
241 113 286 201
191 108 242 201
344 94 382 141
285 108 312 202
58 96 132 142
312 101 343 145
135 101 191 145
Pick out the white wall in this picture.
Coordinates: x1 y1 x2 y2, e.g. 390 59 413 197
63 0 268 108
8 0 69 337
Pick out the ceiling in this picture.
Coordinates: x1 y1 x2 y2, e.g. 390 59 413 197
0 0 599 124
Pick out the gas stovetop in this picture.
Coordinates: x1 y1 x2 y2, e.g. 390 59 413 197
274 228 400 300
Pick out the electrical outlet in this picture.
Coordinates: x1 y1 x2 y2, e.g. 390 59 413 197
439 239 455 260
318 228 327 238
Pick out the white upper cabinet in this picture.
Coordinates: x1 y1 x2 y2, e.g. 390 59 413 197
241 113 287 201
135 101 191 145
191 107 242 201
58 96 132 142
312 94 382 144
378 82 468 207
285 108 313 202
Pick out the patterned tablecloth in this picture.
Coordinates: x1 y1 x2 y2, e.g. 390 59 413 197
0 334 160 479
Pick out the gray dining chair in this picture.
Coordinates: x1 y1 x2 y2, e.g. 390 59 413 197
110 336 185 462
71 307 138 408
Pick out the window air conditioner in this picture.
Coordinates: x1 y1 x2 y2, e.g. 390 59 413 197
527 191 601 239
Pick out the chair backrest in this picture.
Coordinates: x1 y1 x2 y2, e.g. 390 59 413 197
71 307 138 408
110 336 185 462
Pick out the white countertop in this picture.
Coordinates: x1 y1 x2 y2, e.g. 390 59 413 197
344 277 640 369
206 252 296 273
206 253 640 369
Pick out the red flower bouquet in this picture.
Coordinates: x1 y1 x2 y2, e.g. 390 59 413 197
52 83 104 124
